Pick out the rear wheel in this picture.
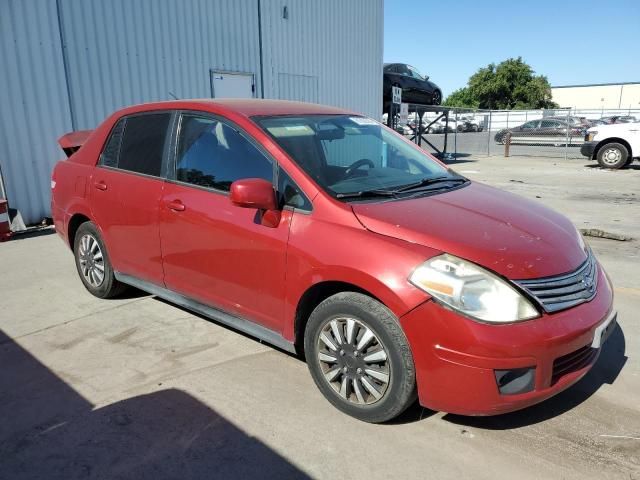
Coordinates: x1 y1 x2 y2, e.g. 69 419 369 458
597 142 629 169
304 292 416 423
73 222 126 298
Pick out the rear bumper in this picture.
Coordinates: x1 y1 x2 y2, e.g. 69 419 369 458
51 200 70 247
399 263 614 416
581 141 597 158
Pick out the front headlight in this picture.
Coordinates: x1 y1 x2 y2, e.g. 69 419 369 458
586 131 597 141
410 254 539 323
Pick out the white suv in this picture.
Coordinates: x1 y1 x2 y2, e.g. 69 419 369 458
582 122 640 169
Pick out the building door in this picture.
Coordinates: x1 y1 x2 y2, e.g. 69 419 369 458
210 71 255 98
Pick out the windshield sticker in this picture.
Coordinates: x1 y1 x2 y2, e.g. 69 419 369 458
350 117 378 126
284 125 313 132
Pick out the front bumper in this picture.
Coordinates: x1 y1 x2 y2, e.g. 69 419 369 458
581 141 597 159
399 263 614 415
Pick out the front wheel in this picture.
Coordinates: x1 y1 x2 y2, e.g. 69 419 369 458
597 142 629 169
432 90 442 105
304 292 416 423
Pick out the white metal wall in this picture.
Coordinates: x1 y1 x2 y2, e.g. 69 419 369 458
261 0 383 119
58 0 263 130
0 0 74 225
0 0 384 224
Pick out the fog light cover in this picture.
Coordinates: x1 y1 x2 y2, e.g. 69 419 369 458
494 368 535 395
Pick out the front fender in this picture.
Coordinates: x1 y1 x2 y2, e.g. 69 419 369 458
282 213 439 342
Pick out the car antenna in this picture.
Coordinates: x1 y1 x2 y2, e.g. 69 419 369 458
168 91 179 100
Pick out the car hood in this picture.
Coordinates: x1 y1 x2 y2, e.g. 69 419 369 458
589 122 640 133
351 182 586 280
426 80 439 90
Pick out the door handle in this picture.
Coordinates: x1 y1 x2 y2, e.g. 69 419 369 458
167 200 185 212
94 181 107 191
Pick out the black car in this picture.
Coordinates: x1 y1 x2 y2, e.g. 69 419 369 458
383 63 442 105
494 119 586 145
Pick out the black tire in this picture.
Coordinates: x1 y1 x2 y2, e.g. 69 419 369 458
597 142 629 169
304 292 416 423
432 90 442 105
73 222 126 298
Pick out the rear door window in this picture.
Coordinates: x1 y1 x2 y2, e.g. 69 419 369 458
117 113 171 177
540 120 561 129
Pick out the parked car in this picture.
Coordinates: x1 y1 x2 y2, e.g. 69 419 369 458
455 115 486 132
581 122 639 169
394 124 413 136
424 116 458 133
547 116 591 127
383 63 442 105
586 119 607 127
52 99 615 423
600 115 638 124
457 117 480 132
494 119 586 145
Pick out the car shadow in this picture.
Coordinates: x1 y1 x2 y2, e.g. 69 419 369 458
7 226 57 241
0 329 310 479
151 297 300 359
114 285 152 300
583 163 640 171
442 323 627 430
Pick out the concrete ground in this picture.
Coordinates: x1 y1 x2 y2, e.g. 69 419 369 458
1 156 639 479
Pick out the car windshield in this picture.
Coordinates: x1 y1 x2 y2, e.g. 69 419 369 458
407 65 425 80
255 114 462 199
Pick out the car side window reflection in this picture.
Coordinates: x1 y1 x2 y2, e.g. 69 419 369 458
278 168 312 211
175 115 273 191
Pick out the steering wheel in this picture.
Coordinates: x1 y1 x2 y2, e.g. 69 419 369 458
343 158 375 179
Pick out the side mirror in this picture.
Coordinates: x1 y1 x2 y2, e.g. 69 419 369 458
230 178 277 211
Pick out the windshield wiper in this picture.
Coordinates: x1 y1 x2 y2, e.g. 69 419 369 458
392 176 467 193
335 189 397 199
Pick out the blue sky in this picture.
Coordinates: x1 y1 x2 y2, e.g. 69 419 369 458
384 0 640 97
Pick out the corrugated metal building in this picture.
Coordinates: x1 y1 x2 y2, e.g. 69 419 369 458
0 0 383 225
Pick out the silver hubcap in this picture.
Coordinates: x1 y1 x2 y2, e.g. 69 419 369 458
602 148 622 165
78 234 105 287
316 317 390 405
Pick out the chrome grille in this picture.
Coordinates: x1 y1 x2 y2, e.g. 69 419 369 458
515 251 598 313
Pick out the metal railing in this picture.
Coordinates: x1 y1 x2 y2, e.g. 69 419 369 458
384 105 640 160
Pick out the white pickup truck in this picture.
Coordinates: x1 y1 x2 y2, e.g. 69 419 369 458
581 122 640 169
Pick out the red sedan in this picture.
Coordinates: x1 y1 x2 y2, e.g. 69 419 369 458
51 99 616 422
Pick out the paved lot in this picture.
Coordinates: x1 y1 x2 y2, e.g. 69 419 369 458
1 156 639 479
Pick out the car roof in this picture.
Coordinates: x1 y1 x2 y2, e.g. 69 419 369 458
116 98 354 118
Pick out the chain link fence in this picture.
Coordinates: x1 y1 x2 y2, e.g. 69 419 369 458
385 106 640 160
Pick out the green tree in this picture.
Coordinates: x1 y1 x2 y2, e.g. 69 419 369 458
443 87 478 108
444 57 558 110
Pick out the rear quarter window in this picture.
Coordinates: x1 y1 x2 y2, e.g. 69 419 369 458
99 119 125 168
